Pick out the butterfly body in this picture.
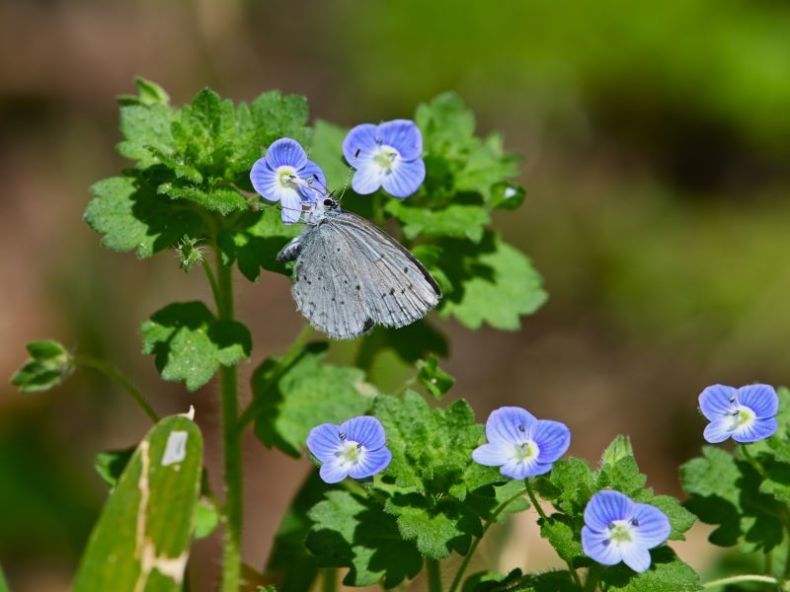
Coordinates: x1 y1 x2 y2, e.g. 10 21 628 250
277 199 441 339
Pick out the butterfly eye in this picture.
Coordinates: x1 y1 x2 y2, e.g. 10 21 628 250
323 199 334 207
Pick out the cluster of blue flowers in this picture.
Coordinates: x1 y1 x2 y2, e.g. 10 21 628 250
306 383 780 575
250 120 425 223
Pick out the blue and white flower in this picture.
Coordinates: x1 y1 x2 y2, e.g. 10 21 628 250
699 383 779 444
582 490 671 573
472 406 571 479
250 138 327 224
306 416 392 484
342 119 425 198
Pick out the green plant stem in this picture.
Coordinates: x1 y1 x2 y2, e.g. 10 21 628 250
426 558 443 592
201 257 221 307
215 257 243 592
73 355 159 422
447 486 528 592
524 479 582 588
322 568 337 592
701 574 780 589
372 193 385 226
236 324 313 430
584 565 601 592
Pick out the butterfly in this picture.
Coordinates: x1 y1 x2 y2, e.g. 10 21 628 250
277 197 442 339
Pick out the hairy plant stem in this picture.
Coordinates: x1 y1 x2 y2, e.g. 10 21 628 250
447 486 528 592
426 558 443 592
701 574 780 589
321 568 337 592
524 479 582 588
73 355 159 422
215 256 243 592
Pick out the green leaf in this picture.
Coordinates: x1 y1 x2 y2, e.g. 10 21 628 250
193 497 220 540
415 93 521 204
84 174 204 258
264 472 332 592
534 458 597 516
11 339 73 393
73 415 203 592
158 183 248 215
117 77 171 107
384 493 480 558
462 569 527 592
0 565 8 592
681 446 783 550
416 354 455 399
599 547 702 591
386 199 491 243
355 321 449 370
141 301 252 391
117 103 176 168
425 233 547 331
306 491 422 588
218 206 301 281
94 446 135 489
253 343 377 457
600 435 635 467
309 119 350 190
540 515 584 564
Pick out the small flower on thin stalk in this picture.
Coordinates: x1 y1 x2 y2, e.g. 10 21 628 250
250 138 327 224
698 384 778 444
472 406 571 479
582 490 671 573
306 416 392 484
342 119 425 198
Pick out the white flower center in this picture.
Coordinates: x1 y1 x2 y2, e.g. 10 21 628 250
334 440 367 469
511 439 539 463
276 165 306 190
372 145 400 172
607 519 637 545
728 405 756 432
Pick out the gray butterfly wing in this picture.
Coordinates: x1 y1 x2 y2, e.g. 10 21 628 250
289 210 441 339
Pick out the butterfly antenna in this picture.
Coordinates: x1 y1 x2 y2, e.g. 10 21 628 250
336 165 355 203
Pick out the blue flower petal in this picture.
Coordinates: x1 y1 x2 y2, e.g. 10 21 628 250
280 190 303 224
699 384 738 421
471 442 511 466
348 446 392 479
377 119 423 161
500 457 541 479
533 420 571 464
703 419 733 444
250 159 279 202
632 503 671 549
306 423 342 462
733 417 778 443
485 407 538 445
620 544 651 573
737 384 778 419
299 160 328 202
266 138 308 169
341 416 386 450
582 527 621 565
584 490 634 530
343 123 378 166
351 157 384 195
381 158 425 199
319 461 349 484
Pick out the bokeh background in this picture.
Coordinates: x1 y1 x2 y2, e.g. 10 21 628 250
2 0 789 590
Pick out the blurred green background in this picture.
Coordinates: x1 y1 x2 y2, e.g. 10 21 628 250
1 0 789 590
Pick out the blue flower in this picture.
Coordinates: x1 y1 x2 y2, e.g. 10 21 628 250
250 138 327 224
472 406 571 479
699 384 779 444
342 119 425 198
582 490 671 573
306 416 392 484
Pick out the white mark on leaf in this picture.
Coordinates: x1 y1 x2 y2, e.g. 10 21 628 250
162 431 188 466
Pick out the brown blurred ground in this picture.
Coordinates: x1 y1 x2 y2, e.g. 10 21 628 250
2 0 789 590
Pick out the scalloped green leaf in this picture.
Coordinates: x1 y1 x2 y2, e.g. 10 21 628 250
11 340 73 394
141 301 252 391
